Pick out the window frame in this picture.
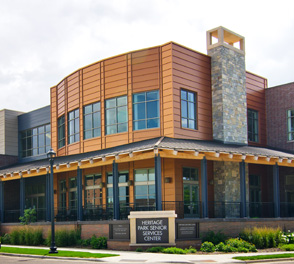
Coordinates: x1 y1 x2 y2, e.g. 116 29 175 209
84 174 102 208
180 89 197 130
247 108 259 143
58 115 65 149
20 124 51 158
83 102 101 140
68 109 80 144
133 90 160 131
287 109 294 141
105 95 128 135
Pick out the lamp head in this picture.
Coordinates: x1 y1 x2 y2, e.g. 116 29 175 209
47 148 56 160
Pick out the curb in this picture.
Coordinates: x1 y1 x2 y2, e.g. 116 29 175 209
0 252 106 262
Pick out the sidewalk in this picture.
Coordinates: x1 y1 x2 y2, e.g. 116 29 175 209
1 245 294 263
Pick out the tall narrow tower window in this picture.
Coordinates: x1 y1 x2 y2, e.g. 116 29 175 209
181 89 197 130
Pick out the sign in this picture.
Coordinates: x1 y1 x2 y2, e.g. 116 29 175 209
177 222 199 239
136 218 168 243
111 224 130 240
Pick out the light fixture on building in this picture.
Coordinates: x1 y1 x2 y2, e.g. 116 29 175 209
165 177 172 183
266 157 271 162
173 149 178 156
115 155 119 160
278 158 283 163
3 173 6 178
10 172 14 177
89 159 93 164
67 163 71 168
78 161 82 167
154 148 158 155
241 155 246 160
253 156 258 161
27 169 31 175
19 172 22 177
129 152 133 158
36 168 40 173
194 151 199 156
228 153 233 159
215 152 220 158
56 165 59 170
287 159 292 164
102 156 106 162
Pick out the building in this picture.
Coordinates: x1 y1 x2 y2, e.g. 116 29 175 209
0 27 293 249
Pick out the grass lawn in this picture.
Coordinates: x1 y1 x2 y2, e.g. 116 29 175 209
0 246 119 258
233 253 294 261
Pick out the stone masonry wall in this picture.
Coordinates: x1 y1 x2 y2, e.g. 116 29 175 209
208 46 247 144
213 161 249 217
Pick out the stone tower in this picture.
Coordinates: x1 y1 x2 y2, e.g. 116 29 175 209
207 26 247 145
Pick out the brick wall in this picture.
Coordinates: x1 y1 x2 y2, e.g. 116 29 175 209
266 82 294 152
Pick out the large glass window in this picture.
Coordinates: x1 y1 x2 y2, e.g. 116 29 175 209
134 168 155 207
105 96 128 135
58 179 67 209
68 109 80 144
107 171 129 205
183 167 199 218
58 115 65 148
133 90 160 130
83 102 101 140
287 109 294 141
181 89 197 129
84 174 102 208
248 109 259 142
69 177 77 209
20 124 51 158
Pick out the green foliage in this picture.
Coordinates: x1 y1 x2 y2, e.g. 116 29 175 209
8 228 43 246
0 233 11 244
162 247 186 254
184 246 197 253
200 241 215 252
215 242 225 251
239 227 282 249
77 238 91 247
279 244 294 251
90 235 107 249
46 229 81 247
281 230 294 244
201 230 227 245
146 246 164 253
19 208 37 225
135 247 143 252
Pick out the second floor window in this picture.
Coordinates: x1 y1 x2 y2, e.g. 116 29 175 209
287 109 294 141
68 109 80 144
133 90 159 130
20 124 51 158
181 89 197 129
84 102 101 139
248 109 259 142
58 115 65 148
105 96 127 135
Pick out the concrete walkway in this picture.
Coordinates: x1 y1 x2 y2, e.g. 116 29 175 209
1 245 294 263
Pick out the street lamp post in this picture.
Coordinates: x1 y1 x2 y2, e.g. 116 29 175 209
47 148 58 254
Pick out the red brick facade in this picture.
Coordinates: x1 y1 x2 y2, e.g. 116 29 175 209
266 82 294 152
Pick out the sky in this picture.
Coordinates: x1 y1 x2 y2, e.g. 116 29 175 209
1 0 294 112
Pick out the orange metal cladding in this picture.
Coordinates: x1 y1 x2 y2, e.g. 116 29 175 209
50 42 267 156
246 72 268 147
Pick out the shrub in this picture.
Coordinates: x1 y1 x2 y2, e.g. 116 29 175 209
10 229 22 245
184 246 197 253
90 235 107 249
201 230 227 245
215 242 225 252
46 229 80 247
200 241 215 252
1 233 11 244
19 208 37 225
162 247 185 254
279 244 294 251
135 247 143 252
146 247 164 253
239 227 281 249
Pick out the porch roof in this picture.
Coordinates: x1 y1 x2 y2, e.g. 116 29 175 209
0 137 294 180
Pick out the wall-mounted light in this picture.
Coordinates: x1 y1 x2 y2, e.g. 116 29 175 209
154 148 158 155
102 156 106 162
115 155 119 160
46 167 50 173
67 163 71 168
215 152 220 158
36 168 40 173
10 172 13 177
3 173 6 178
228 154 233 159
287 159 292 164
78 161 82 167
278 158 283 163
173 149 178 156
27 169 31 175
165 177 172 183
241 155 246 160
194 151 199 156
253 156 258 161
56 165 59 170
266 157 270 162
89 159 93 164
129 152 133 158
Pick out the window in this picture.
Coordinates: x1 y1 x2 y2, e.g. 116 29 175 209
58 179 67 209
68 109 80 144
84 174 102 208
105 96 128 135
58 115 65 148
83 102 101 139
69 177 77 209
134 168 155 207
181 89 197 129
183 168 199 217
287 109 294 141
133 90 159 130
107 171 129 205
248 109 259 142
20 124 51 158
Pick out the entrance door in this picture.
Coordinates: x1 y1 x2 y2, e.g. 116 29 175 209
183 167 199 218
249 175 261 217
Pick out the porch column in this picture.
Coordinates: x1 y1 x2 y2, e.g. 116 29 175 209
0 180 3 223
273 163 280 218
112 160 120 220
240 160 247 218
201 157 208 218
155 154 162 211
46 172 51 221
20 177 25 217
77 167 83 221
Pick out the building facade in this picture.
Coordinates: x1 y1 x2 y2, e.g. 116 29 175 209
0 27 293 246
